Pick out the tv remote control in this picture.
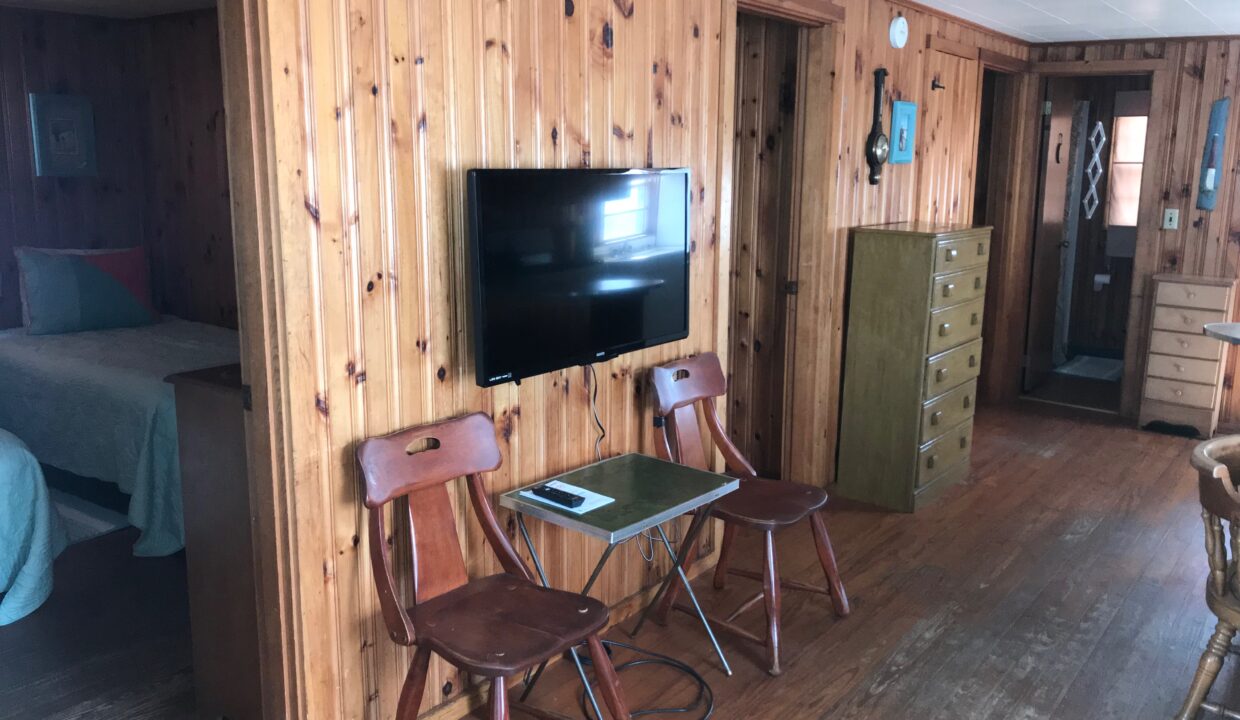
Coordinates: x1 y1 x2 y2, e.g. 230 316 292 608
532 484 585 508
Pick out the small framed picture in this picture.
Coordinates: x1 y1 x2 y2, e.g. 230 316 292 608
29 93 97 177
890 100 917 165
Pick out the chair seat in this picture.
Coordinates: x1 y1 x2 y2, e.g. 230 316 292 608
712 477 828 531
411 573 609 677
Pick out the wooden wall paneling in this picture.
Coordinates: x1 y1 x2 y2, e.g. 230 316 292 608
917 46 981 224
142 11 237 328
243 0 736 716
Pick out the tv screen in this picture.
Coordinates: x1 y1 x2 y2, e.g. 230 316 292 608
468 168 690 387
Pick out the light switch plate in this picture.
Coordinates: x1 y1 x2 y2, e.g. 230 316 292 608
1163 208 1180 230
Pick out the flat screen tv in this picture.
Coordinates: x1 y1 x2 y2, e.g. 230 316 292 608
468 168 690 387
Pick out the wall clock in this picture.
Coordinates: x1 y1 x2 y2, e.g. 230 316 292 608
889 16 909 49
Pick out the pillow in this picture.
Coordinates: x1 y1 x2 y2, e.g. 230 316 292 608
15 247 157 335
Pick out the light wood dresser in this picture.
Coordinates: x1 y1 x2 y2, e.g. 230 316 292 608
836 222 991 512
1138 274 1236 439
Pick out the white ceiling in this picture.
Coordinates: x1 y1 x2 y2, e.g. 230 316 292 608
916 0 1240 42
0 0 212 18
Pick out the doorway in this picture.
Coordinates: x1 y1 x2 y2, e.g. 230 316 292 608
1022 74 1152 413
727 12 800 478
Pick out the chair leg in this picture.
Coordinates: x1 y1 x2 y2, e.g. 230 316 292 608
810 511 850 617
1176 620 1237 720
490 676 510 720
762 530 782 676
714 522 738 589
654 530 700 624
587 634 632 719
395 646 432 720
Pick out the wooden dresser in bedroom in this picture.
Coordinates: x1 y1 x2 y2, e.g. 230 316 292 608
168 364 262 720
835 223 992 512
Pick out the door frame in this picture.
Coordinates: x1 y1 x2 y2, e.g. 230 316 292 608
216 0 299 716
1018 60 1171 418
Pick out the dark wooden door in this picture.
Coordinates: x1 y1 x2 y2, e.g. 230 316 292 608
1023 78 1079 392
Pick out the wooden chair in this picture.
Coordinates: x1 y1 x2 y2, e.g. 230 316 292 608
648 352 849 676
1178 435 1240 720
357 412 631 720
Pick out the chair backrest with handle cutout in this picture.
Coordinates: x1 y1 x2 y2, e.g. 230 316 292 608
650 353 758 479
356 412 532 646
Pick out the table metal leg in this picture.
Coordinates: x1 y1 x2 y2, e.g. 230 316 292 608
568 646 605 720
654 524 732 676
515 512 618 711
629 506 732 676
630 506 710 637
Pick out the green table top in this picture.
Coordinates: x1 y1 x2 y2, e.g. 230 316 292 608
499 453 739 543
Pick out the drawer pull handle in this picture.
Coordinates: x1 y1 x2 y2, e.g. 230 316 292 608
1175 389 1184 397
968 355 977 368
978 242 986 255
930 411 943 426
936 368 948 382
971 313 980 326
1184 315 1194 325
1175 363 1185 372
940 323 952 337
1188 291 1197 299
963 395 972 409
974 277 982 290
959 436 968 449
943 283 955 297
1179 339 1190 348
946 248 958 261
927 454 937 470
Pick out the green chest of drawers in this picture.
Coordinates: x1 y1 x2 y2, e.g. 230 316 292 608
836 223 992 512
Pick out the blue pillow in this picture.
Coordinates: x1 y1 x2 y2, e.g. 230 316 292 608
15 247 157 335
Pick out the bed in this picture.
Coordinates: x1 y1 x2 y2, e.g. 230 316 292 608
0 318 240 556
0 429 67 626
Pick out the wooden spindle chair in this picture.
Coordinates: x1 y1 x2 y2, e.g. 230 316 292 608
1178 435 1240 720
648 352 849 676
357 412 631 720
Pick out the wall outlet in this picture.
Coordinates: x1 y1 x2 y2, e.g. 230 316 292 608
1163 208 1180 230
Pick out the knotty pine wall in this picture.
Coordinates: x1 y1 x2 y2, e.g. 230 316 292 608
256 0 734 716
780 0 1028 488
0 8 234 329
1029 40 1240 424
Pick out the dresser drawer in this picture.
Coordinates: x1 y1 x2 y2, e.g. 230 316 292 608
927 298 984 355
921 379 976 444
924 338 983 398
1149 330 1223 361
934 235 990 274
918 418 973 487
1144 376 1217 409
1152 305 1226 333
1155 281 1231 311
931 267 987 310
1146 354 1220 385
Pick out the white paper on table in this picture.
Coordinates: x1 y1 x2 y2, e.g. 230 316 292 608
519 480 615 515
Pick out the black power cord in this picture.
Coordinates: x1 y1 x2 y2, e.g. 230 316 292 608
575 639 714 719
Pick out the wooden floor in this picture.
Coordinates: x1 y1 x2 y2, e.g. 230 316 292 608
1 405 1234 719
508 405 1236 720
0 529 194 720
